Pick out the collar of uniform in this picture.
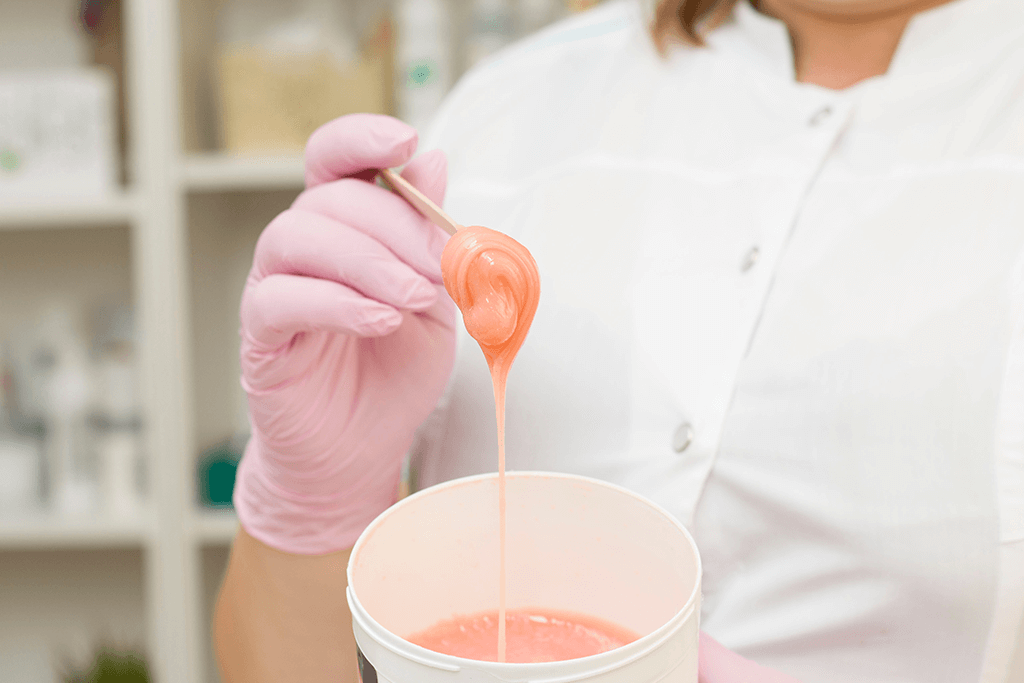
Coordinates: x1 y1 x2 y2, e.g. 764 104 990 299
727 0 795 81
717 2 849 123
727 0 1024 82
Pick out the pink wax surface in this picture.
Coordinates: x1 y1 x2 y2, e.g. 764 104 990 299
407 609 640 663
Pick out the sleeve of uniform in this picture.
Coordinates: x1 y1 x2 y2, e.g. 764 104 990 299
979 247 1024 681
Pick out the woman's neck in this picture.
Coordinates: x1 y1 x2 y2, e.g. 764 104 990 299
756 0 955 89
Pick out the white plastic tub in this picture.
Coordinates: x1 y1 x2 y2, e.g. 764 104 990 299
348 471 702 683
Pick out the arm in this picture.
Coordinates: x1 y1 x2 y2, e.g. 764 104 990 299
214 529 355 683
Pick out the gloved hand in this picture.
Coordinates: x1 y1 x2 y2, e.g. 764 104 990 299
234 113 457 555
699 633 803 683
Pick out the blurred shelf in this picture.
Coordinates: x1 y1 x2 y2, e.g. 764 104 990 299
0 192 137 229
183 153 306 192
192 509 238 545
0 512 152 550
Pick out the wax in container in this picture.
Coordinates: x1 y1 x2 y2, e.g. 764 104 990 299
347 471 702 683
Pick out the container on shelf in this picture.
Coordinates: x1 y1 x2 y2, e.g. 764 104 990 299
196 436 246 509
215 0 394 153
92 302 144 518
2 300 145 519
82 0 128 185
0 347 42 512
0 69 118 199
466 0 515 68
39 305 100 516
0 435 42 512
96 426 142 517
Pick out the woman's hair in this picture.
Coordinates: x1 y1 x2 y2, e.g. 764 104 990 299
652 0 741 49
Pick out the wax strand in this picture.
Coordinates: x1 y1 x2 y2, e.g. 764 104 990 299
439 225 539 666
494 376 507 663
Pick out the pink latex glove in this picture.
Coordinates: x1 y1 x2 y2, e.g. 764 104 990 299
699 633 804 683
234 113 457 555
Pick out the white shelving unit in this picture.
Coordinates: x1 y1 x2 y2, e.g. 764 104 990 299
182 154 305 192
2 0 419 680
0 0 247 679
0 194 137 230
191 509 240 546
0 514 152 549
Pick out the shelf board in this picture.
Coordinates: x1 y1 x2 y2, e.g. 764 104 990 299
0 192 137 229
0 512 152 550
183 153 306 192
192 509 238 545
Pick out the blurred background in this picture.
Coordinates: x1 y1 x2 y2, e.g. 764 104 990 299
0 0 597 680
6 1 1024 682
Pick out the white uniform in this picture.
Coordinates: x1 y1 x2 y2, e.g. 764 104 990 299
414 1 1024 681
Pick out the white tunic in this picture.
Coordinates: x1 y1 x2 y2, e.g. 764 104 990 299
413 1 1024 681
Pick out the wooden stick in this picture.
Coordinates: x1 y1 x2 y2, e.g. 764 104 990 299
378 168 462 236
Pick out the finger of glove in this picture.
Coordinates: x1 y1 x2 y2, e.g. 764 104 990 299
400 148 448 206
253 209 438 311
305 113 418 188
292 179 450 282
243 273 402 350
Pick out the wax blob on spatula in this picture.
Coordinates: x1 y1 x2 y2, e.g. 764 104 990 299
440 225 540 377
377 167 539 371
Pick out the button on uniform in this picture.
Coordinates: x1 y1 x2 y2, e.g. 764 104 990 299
741 246 760 272
673 422 694 453
808 106 833 126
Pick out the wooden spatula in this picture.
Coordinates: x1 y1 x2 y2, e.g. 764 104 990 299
378 168 462 236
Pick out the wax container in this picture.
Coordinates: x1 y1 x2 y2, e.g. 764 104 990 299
348 472 701 683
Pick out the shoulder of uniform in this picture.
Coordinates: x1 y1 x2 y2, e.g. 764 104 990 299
490 0 645 69
424 1 650 147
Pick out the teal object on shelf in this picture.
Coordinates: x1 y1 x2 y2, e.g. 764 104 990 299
197 439 243 508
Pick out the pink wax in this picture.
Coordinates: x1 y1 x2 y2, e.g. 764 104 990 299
441 226 541 661
407 609 640 663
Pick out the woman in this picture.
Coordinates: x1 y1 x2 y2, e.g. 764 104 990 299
214 0 1024 681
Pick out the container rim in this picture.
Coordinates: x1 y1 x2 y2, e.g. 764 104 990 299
347 470 703 678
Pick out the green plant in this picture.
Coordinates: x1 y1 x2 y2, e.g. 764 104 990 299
61 647 149 683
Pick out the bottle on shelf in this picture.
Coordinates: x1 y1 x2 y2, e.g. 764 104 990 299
36 306 98 516
0 344 43 514
3 302 145 519
517 0 560 36
395 0 453 132
197 362 250 510
91 303 144 518
196 435 246 510
466 0 516 68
